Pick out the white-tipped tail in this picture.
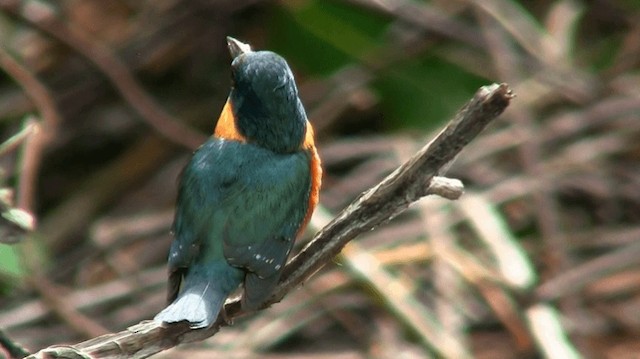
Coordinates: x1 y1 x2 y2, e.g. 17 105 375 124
154 281 225 329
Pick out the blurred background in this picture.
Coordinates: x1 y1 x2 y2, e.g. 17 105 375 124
0 0 639 357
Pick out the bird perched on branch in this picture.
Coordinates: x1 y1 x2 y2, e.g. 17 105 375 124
154 37 322 329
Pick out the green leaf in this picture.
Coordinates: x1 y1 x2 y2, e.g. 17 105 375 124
269 0 389 75
0 244 23 278
375 56 487 130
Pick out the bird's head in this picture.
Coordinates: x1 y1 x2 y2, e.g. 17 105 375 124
226 37 307 154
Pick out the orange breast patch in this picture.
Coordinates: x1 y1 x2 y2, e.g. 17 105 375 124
214 99 247 142
299 122 322 235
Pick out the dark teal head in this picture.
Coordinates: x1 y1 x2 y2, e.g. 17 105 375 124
227 39 307 154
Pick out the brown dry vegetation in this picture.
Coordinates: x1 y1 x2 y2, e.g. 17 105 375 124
0 0 639 358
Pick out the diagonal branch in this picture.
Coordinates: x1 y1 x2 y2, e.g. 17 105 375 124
25 83 513 359
0 329 30 359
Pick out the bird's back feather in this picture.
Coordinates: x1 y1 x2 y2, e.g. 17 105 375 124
156 137 312 325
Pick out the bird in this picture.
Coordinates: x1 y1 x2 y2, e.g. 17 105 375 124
154 37 322 329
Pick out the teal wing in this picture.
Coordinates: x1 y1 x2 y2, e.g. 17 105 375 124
166 138 311 309
167 138 241 302
221 143 311 309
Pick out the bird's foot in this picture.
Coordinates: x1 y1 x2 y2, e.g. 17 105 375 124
219 307 233 325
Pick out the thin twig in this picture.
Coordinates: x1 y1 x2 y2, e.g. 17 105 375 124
0 329 30 359
0 0 206 149
0 45 61 129
28 277 110 338
536 240 640 302
0 45 60 212
25 83 513 359
343 0 484 49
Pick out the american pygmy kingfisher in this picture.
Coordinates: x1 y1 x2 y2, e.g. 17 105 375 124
154 37 322 329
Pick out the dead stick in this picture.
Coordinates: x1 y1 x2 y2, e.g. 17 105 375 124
26 83 513 359
0 329 30 359
0 0 206 149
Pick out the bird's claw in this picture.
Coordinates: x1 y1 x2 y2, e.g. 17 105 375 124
220 307 233 325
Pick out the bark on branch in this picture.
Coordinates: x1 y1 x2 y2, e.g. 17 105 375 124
25 83 514 359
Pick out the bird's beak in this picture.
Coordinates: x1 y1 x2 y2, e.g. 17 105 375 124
227 36 252 59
